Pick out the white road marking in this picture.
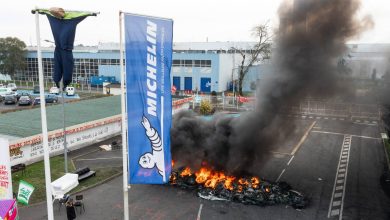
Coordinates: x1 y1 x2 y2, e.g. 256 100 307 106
340 118 345 121
287 156 295 166
325 117 329 120
316 117 321 119
333 201 341 206
276 169 286 182
309 116 313 119
311 130 380 140
328 135 352 220
291 121 317 155
76 157 122 161
196 203 203 220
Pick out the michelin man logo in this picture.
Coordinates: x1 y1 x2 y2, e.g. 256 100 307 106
139 116 165 177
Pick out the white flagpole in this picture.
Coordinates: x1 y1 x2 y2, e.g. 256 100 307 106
34 7 54 220
119 11 130 220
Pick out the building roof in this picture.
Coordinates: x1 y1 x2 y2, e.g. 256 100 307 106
0 95 121 138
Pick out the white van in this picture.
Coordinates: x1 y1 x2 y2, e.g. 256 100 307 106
0 87 12 97
66 87 75 96
7 83 17 91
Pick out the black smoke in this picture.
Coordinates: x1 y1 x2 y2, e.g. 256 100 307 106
171 0 373 176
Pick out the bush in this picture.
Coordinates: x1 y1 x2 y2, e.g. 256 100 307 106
200 100 212 115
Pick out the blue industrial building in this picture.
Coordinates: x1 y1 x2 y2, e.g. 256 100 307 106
21 42 266 92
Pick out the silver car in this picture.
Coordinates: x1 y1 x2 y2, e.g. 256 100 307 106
18 96 31 106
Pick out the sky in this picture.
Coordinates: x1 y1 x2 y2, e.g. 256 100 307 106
0 0 389 46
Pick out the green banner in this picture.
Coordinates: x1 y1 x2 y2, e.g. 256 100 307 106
17 180 35 205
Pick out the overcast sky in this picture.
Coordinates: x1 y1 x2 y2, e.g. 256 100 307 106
1 0 389 46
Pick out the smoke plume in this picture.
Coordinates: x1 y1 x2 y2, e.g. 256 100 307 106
171 0 373 176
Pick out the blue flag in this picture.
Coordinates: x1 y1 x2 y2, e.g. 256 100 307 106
124 13 173 184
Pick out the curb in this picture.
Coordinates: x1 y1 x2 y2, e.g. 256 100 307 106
70 171 123 195
18 171 123 209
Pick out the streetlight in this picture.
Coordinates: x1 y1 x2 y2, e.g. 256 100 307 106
45 38 69 173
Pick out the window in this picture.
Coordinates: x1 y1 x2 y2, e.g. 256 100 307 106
194 60 201 67
184 60 193 67
172 60 180 66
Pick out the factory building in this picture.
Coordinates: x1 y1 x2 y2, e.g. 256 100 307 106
20 42 268 93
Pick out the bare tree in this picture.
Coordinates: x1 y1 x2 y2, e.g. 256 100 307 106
232 24 272 96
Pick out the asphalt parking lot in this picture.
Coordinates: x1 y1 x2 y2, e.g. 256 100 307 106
19 116 390 220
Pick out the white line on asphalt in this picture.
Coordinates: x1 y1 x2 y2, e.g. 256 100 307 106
311 131 380 140
196 203 203 220
287 156 295 166
75 157 123 161
276 169 286 182
291 121 317 155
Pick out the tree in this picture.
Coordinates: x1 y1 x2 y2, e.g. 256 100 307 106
0 37 26 78
232 24 272 96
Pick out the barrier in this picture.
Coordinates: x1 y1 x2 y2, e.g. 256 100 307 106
7 97 193 166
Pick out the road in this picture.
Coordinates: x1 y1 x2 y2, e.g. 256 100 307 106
19 116 390 220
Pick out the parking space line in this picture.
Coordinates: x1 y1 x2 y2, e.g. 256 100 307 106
276 169 286 182
196 203 203 220
75 157 122 161
287 155 294 166
291 121 317 155
311 130 380 140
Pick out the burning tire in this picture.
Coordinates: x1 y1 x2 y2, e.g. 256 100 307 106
169 167 308 209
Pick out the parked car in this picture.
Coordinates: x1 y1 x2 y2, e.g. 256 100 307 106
45 94 58 103
7 83 17 91
0 84 5 88
18 96 31 106
0 87 12 97
15 92 31 100
49 87 60 95
66 86 75 96
33 86 40 94
4 95 17 105
33 97 41 105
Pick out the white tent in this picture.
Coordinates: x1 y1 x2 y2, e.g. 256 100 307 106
51 173 79 202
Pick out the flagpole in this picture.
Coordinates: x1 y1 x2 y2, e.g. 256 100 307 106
34 7 54 220
119 11 130 220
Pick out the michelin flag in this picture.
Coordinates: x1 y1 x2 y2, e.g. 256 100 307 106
124 14 173 184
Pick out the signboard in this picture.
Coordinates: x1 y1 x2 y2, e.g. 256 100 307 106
124 13 173 184
0 199 18 220
9 115 122 166
0 139 12 200
17 180 34 205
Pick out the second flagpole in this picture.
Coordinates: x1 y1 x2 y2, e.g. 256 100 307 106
119 11 130 220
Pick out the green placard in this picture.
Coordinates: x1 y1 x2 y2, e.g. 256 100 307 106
17 180 35 205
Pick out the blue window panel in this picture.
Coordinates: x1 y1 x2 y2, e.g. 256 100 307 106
200 77 211 92
184 77 192 90
173 76 181 90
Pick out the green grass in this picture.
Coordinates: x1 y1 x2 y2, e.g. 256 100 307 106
12 155 121 205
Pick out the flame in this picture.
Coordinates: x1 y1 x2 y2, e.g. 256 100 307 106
180 167 192 177
172 160 175 168
195 168 211 184
174 166 264 192
224 176 236 191
251 177 260 189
